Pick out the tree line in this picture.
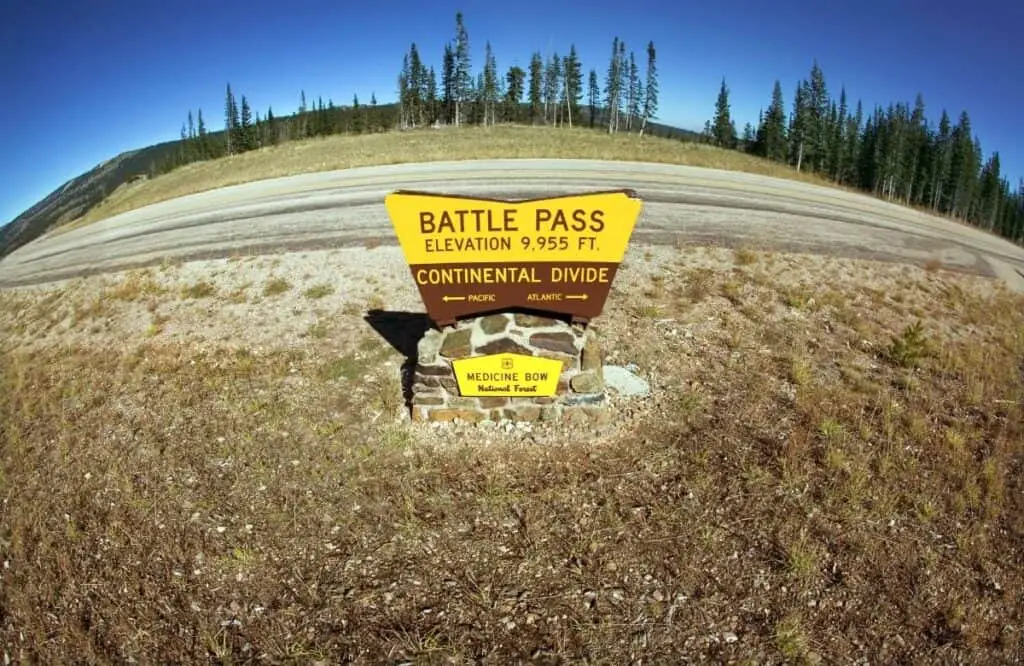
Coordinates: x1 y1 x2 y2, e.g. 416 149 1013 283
164 12 1022 245
393 13 659 134
704 63 1023 243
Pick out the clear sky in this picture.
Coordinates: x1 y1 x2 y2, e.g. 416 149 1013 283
2 0 1022 225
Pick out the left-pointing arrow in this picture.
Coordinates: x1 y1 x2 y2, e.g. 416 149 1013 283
442 295 466 302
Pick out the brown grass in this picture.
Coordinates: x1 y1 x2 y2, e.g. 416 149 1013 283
60 125 838 232
1 253 1023 663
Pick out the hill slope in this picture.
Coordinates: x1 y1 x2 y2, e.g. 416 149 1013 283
0 139 183 257
0 108 701 260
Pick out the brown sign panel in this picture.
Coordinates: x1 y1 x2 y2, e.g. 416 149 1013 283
384 190 643 327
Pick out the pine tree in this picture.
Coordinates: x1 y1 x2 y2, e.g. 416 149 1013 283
831 88 848 181
426 67 438 126
712 78 737 149
196 108 208 157
806 61 829 173
265 107 277 146
627 52 641 131
505 66 525 122
617 40 627 131
756 80 787 162
483 42 498 126
978 152 1002 230
453 12 471 127
353 94 363 134
588 69 599 128
844 100 863 187
409 43 425 127
239 96 253 151
564 45 583 128
789 80 810 171
298 90 308 139
604 37 621 134
369 92 378 132
948 111 978 219
398 53 411 129
528 52 543 124
224 83 240 155
543 51 561 125
442 44 455 125
741 122 755 150
639 41 658 137
930 110 953 211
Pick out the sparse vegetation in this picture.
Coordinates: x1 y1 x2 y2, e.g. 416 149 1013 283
181 280 215 299
1 247 1022 663
303 283 335 300
262 276 291 297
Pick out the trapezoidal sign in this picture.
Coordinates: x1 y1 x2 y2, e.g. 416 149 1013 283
384 189 643 326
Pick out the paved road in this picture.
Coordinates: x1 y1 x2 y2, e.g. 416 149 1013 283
2 159 1023 291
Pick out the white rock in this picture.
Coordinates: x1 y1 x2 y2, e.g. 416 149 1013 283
602 365 651 397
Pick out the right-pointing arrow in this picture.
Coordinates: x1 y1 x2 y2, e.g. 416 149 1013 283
565 294 589 301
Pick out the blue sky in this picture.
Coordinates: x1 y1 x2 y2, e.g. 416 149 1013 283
2 0 1022 225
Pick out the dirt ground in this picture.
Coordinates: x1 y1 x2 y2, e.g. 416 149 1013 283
1 243 1022 663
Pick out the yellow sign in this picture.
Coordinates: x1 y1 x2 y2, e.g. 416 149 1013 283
452 353 562 397
384 190 642 265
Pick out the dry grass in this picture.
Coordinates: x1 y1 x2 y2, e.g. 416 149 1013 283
1 248 1023 663
61 125 838 231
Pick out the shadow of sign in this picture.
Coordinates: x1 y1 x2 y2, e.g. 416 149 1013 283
364 309 433 407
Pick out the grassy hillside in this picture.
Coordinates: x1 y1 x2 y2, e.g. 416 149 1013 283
0 106 701 257
49 124 832 241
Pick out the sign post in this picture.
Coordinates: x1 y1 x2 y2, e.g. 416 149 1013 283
384 189 643 422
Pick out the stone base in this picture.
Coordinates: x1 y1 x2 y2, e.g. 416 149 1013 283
411 312 609 424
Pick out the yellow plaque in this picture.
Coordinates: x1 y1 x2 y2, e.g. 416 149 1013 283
384 190 642 266
452 353 562 397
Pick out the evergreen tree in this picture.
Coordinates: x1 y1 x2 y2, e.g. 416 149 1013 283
930 110 953 211
408 43 425 126
806 61 829 173
298 90 308 139
741 122 755 149
453 12 471 126
788 80 810 171
239 96 254 151
196 108 208 158
756 80 787 162
844 100 863 186
543 51 561 125
442 44 455 125
265 107 277 146
224 83 240 155
528 52 543 124
426 67 438 126
639 41 658 136
712 78 737 149
604 37 621 133
505 65 525 122
370 92 378 132
978 152 1002 230
830 88 848 181
627 51 641 131
353 94 363 134
588 69 599 128
398 53 411 129
564 45 583 128
617 40 628 131
948 111 978 219
483 41 498 126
